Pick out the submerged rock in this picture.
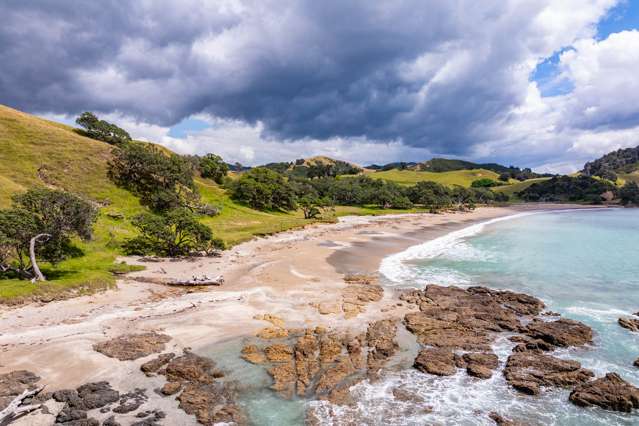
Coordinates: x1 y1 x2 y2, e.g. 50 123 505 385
177 383 245 425
240 345 266 364
93 332 171 361
569 372 639 412
503 352 593 395
618 317 639 332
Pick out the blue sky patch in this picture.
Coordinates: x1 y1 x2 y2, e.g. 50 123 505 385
168 117 211 138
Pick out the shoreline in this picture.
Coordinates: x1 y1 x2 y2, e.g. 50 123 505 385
0 203 614 424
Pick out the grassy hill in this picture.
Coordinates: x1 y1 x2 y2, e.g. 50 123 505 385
368 168 502 187
0 105 422 302
493 177 551 198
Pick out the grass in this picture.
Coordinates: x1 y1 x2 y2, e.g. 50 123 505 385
0 104 430 302
368 168 501 187
492 177 551 199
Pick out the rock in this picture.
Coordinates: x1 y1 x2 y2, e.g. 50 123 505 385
392 387 424 404
164 352 218 384
160 382 182 396
102 415 121 426
414 348 457 376
341 278 384 319
254 314 285 328
294 333 319 396
319 335 343 364
315 356 355 395
256 327 289 339
0 370 40 410
140 353 175 375
264 344 294 363
366 319 398 371
240 345 266 364
318 302 341 315
93 332 171 361
488 412 523 426
618 317 639 332
77 382 120 410
569 372 639 412
503 352 593 395
525 318 593 348
268 362 297 397
467 364 494 379
634 358 639 368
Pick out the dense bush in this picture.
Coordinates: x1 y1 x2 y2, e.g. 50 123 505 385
228 167 297 211
406 181 452 211
199 154 229 184
471 178 499 188
76 112 131 145
619 181 639 206
108 143 199 211
583 145 639 180
123 208 223 257
0 188 97 281
517 176 616 203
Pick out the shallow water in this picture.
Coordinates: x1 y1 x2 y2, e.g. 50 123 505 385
208 209 639 425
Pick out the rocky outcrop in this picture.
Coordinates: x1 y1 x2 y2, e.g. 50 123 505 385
488 412 524 426
569 372 639 412
456 352 499 379
503 352 593 395
140 353 175 376
240 345 266 364
256 327 289 339
0 370 41 411
618 317 639 332
634 358 639 368
93 332 171 361
146 351 245 425
366 319 398 372
414 348 456 376
53 382 119 424
341 274 384 319
524 318 593 348
402 285 545 353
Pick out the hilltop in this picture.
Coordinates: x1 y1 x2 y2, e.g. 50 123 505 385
582 145 639 182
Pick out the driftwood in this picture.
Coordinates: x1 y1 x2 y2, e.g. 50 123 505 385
134 275 224 287
0 385 45 426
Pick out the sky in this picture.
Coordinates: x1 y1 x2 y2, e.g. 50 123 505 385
1 1 638 172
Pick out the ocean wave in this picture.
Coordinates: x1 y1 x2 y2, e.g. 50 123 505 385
564 306 633 322
379 212 539 285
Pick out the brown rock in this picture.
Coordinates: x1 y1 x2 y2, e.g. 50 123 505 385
414 348 457 376
366 319 398 371
177 382 245 425
392 387 424 404
488 412 523 426
0 370 41 410
346 336 366 370
315 356 355 394
93 332 171 361
618 317 639 332
319 335 343 364
268 362 297 397
503 352 593 395
525 318 593 348
165 352 218 384
294 333 319 396
318 302 341 315
256 327 288 339
463 352 499 380
634 358 639 368
569 372 639 412
140 353 175 375
161 382 181 396
467 364 493 379
264 344 294 363
240 345 266 364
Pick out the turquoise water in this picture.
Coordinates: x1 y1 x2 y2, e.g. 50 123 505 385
208 209 639 425
372 208 639 425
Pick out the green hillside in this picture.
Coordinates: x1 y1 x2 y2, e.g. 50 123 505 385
493 177 551 198
369 168 501 187
0 105 422 302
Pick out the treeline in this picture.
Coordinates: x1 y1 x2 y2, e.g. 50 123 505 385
262 159 361 179
583 145 639 181
517 175 639 205
226 170 509 213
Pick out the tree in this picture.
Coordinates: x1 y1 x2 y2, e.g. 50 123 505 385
298 195 333 219
471 178 499 188
228 167 297 211
619 181 639 205
108 143 199 211
199 154 229 184
406 181 452 211
123 209 223 257
76 112 131 145
0 188 97 281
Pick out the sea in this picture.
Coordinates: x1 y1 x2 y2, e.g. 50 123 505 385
215 208 639 425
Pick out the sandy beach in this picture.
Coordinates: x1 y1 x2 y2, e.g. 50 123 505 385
0 204 608 424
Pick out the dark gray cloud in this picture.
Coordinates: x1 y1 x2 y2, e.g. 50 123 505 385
0 0 621 160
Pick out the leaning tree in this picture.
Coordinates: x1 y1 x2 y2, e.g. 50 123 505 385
0 188 97 282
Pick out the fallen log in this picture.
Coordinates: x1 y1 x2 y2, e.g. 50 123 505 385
0 385 45 426
133 275 224 287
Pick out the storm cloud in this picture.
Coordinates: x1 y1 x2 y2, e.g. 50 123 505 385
2 0 637 169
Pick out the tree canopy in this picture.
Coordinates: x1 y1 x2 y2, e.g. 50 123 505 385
76 112 131 145
228 167 297 211
199 153 229 184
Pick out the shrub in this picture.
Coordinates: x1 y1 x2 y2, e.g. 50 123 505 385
199 154 229 184
471 178 499 188
123 209 223 257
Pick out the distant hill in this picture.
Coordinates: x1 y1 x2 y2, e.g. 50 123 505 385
261 155 362 178
583 145 639 181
